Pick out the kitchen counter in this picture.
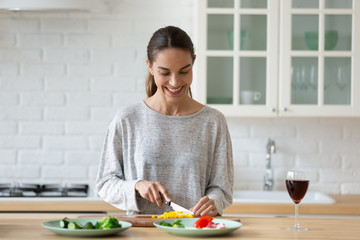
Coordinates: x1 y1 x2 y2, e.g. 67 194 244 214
1 194 360 216
1 213 359 239
224 194 360 216
0 197 117 213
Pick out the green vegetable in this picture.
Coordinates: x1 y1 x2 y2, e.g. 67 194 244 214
95 217 121 230
159 221 173 227
83 222 94 229
67 221 83 230
59 216 120 230
172 220 185 228
159 220 184 228
59 218 69 228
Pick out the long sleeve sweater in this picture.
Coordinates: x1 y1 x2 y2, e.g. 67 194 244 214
96 101 233 215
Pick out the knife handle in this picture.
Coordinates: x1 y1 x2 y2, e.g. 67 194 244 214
160 194 170 206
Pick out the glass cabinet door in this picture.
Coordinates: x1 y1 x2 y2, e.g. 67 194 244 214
197 0 359 117
196 0 279 116
279 0 359 116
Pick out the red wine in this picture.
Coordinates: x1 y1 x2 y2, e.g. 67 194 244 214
286 179 309 204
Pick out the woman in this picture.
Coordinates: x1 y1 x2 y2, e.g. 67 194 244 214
96 26 233 217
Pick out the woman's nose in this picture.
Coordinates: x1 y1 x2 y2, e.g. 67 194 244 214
169 74 181 86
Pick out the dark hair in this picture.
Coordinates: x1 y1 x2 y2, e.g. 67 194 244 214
146 26 195 97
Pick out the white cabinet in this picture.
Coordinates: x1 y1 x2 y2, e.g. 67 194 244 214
194 0 360 117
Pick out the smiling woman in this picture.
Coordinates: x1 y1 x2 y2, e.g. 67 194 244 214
145 26 196 104
96 26 234 217
145 48 198 115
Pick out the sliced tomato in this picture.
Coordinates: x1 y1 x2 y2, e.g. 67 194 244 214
193 216 214 228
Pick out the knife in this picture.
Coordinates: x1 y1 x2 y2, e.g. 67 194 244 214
162 197 194 215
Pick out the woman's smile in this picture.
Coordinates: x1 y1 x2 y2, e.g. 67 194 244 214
165 86 184 94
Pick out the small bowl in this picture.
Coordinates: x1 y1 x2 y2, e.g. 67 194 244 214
304 30 338 50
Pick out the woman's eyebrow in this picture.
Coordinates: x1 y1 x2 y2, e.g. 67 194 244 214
157 64 192 71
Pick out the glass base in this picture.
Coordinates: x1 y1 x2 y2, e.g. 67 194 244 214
286 226 308 231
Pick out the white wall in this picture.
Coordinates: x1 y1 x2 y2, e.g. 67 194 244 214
0 0 359 195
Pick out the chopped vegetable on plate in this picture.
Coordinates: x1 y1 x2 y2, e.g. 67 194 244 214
193 216 226 229
59 216 121 230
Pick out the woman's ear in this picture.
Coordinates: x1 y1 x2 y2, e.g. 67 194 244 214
146 59 153 75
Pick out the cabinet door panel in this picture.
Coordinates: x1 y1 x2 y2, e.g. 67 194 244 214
207 57 233 104
280 0 359 116
240 57 266 105
324 57 351 105
325 0 352 9
208 0 234 8
240 0 267 9
207 14 234 50
291 57 318 105
196 0 279 116
292 15 319 51
241 15 267 51
325 15 352 51
292 0 319 8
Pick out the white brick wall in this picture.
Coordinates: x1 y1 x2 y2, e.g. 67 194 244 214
1 0 360 195
227 118 360 194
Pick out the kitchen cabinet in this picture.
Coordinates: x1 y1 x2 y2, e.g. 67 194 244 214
194 0 360 117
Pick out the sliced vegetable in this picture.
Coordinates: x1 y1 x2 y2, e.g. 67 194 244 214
59 216 121 230
59 218 69 228
67 221 83 230
192 216 226 229
193 216 213 229
155 211 194 219
83 222 94 229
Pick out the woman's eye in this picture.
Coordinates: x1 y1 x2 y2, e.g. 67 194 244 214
161 72 169 76
180 70 189 75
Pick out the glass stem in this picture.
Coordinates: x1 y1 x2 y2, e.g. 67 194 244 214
294 203 300 230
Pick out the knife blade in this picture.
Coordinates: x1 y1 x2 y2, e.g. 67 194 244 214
168 201 194 215
161 195 194 215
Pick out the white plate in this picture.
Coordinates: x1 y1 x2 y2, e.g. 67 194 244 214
42 218 132 237
154 218 242 237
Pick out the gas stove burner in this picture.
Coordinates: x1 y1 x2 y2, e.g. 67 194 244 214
0 183 11 190
0 183 89 198
40 183 88 197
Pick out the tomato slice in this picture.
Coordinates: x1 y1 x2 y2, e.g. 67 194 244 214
193 216 214 228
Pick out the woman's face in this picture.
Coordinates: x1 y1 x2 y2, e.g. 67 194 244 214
147 48 195 103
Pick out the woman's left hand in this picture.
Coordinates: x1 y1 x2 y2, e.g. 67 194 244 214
190 196 218 217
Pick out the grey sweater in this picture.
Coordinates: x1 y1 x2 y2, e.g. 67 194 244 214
96 101 233 215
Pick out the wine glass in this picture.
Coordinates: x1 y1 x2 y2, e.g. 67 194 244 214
336 66 347 90
285 171 309 231
307 65 317 90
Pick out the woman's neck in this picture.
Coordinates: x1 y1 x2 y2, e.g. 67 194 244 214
144 94 203 116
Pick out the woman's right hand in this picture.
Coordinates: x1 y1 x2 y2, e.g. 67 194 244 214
135 180 171 207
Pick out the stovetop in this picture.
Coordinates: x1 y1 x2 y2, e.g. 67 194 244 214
0 183 89 197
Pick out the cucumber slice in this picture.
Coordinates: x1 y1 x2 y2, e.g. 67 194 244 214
83 222 94 229
67 221 83 229
59 219 69 228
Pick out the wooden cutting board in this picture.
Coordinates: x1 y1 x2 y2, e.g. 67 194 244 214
78 215 241 227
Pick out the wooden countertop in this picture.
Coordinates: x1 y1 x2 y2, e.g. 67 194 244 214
1 194 360 216
1 213 359 240
224 194 360 215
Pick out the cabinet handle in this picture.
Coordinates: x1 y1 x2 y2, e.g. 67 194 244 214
272 108 276 112
283 107 287 112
